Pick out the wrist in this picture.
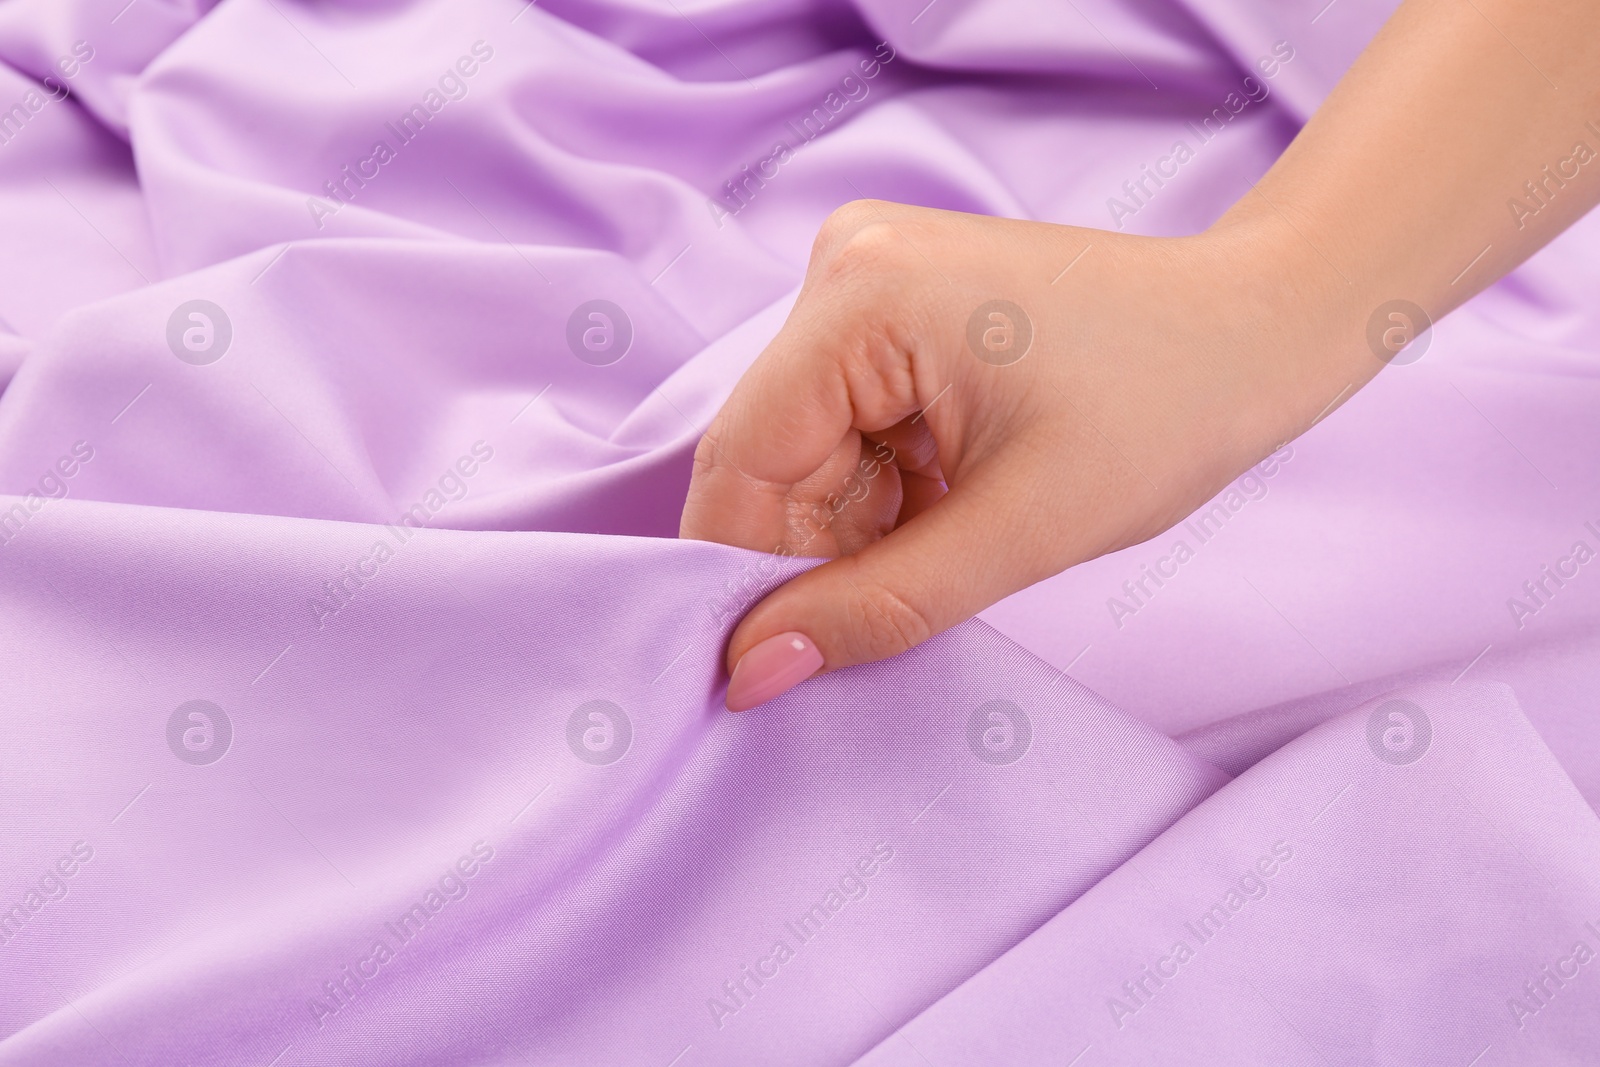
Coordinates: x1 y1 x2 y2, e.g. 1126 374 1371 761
1189 210 1388 446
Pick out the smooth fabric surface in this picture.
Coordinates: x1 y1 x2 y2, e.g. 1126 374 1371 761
1 1 1598 1064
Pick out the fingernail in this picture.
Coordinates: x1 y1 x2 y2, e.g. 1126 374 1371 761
725 631 824 712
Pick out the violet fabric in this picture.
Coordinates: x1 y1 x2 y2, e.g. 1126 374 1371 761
1 1 1598 1065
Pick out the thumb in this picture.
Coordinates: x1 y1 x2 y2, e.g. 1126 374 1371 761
724 454 1051 711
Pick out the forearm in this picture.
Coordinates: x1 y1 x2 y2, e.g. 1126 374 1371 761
1212 0 1600 411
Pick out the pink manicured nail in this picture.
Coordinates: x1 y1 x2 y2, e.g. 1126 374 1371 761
725 631 824 712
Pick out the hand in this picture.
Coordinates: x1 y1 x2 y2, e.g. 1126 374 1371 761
685 0 1600 713
680 200 1368 711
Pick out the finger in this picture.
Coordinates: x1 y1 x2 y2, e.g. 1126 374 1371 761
783 431 904 557
861 412 942 480
723 450 1055 711
679 264 923 553
895 469 947 525
860 412 946 527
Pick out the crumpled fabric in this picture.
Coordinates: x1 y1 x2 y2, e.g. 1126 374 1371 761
1 1 1597 1064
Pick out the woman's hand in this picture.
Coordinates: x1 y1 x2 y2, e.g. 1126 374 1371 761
681 202 1368 710
683 0 1600 712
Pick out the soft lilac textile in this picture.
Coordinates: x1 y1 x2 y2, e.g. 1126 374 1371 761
1 1 1598 1065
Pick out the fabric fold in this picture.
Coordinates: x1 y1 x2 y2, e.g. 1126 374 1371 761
0 496 1226 1065
854 680 1600 1065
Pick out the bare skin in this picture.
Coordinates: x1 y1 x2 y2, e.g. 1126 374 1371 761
681 0 1600 711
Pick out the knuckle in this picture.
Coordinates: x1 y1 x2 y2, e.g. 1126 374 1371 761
826 220 905 282
690 431 722 475
844 576 934 661
814 199 881 251
812 203 904 280
895 430 939 471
